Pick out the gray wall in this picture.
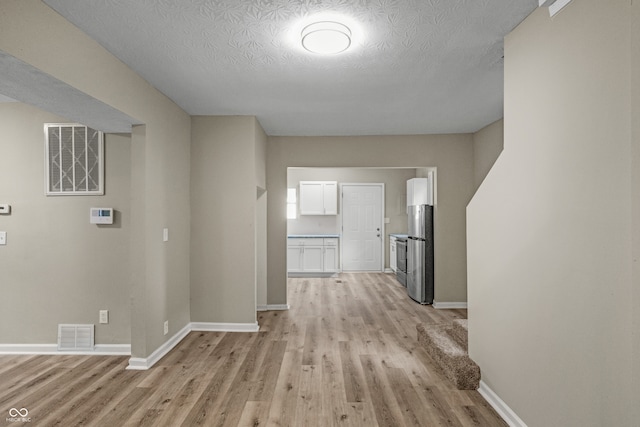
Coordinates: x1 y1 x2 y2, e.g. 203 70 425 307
0 103 131 345
267 134 475 305
467 1 638 425
190 116 263 324
255 120 268 308
632 0 640 419
472 119 503 191
0 0 192 359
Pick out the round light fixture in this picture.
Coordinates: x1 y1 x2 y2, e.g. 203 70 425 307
301 21 351 54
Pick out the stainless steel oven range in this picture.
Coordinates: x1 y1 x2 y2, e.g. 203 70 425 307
395 237 407 287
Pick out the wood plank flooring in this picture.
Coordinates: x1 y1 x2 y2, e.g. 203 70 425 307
0 273 507 426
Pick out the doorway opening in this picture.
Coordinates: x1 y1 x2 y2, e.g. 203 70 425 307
286 167 436 279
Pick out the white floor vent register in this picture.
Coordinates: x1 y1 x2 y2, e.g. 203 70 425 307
58 324 95 351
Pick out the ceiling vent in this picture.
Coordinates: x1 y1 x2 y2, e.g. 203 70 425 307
58 324 95 351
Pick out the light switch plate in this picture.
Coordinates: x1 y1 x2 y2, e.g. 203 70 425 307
163 228 169 242
0 231 6 245
99 310 109 324
0 204 10 214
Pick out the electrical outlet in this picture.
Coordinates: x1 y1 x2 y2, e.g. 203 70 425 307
99 310 109 324
164 320 169 335
0 231 5 245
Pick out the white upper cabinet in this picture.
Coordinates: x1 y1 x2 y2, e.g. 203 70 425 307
299 181 337 215
407 173 434 207
322 182 337 214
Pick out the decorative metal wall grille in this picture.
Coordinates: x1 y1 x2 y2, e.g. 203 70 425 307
45 124 104 195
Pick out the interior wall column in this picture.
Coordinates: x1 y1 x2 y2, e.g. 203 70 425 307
129 124 147 358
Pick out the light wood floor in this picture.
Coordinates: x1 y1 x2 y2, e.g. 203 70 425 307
0 273 506 426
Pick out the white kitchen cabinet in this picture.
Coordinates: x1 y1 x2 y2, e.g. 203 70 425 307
323 238 339 272
287 245 303 272
407 175 433 207
324 246 338 272
390 236 397 272
299 181 337 215
322 183 338 215
287 237 339 274
302 245 324 272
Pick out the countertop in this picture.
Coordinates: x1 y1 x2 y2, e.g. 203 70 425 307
389 233 408 239
288 234 340 238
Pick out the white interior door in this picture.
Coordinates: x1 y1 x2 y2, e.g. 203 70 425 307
341 184 384 271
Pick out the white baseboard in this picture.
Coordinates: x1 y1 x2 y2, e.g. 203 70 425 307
0 343 131 356
433 301 468 309
191 322 260 332
126 323 191 370
478 381 528 427
0 321 259 371
126 321 259 370
257 304 290 311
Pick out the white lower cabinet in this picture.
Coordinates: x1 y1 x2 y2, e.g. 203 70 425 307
287 245 303 271
288 237 339 274
323 238 338 273
301 245 324 272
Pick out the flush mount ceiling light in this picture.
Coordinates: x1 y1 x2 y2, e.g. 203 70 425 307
301 21 352 54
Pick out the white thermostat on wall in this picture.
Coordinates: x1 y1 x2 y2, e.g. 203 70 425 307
90 208 114 224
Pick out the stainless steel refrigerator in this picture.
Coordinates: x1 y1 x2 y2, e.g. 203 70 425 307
407 204 434 304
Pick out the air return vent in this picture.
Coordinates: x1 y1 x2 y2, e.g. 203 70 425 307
44 123 104 196
57 324 95 351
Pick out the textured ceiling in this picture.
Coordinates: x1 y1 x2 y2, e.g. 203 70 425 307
42 0 537 136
